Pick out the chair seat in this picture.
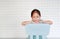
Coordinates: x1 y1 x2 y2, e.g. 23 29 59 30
25 24 50 36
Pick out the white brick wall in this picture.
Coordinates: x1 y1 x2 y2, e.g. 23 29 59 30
0 0 60 38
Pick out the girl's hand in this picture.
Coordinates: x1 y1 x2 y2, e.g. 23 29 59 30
22 21 31 26
43 20 53 25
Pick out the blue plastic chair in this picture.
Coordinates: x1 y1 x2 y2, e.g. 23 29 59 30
25 24 50 39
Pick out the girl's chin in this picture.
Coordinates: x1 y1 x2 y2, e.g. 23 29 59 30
34 21 40 23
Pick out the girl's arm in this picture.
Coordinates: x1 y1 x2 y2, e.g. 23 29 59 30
21 21 31 26
43 20 53 25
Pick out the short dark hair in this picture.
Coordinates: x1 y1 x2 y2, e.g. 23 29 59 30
31 9 41 17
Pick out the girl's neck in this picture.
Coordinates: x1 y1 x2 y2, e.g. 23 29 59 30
32 20 40 23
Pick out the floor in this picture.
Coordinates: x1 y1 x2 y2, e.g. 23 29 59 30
0 38 60 39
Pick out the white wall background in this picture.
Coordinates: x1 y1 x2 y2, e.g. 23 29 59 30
0 0 60 38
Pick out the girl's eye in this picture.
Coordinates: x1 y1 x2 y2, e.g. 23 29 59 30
32 16 39 18
33 17 35 18
36 16 39 18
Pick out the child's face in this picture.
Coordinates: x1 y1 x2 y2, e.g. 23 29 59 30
31 13 41 23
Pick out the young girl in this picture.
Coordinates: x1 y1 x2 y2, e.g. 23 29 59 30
22 9 53 26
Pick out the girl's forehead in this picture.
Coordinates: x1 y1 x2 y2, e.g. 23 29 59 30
33 12 39 15
34 11 38 13
32 13 40 16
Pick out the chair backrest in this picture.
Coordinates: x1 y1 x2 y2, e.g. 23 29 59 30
25 24 50 36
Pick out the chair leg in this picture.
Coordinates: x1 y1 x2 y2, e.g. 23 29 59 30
28 35 43 39
27 35 36 39
27 35 30 39
33 35 36 39
39 35 42 39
